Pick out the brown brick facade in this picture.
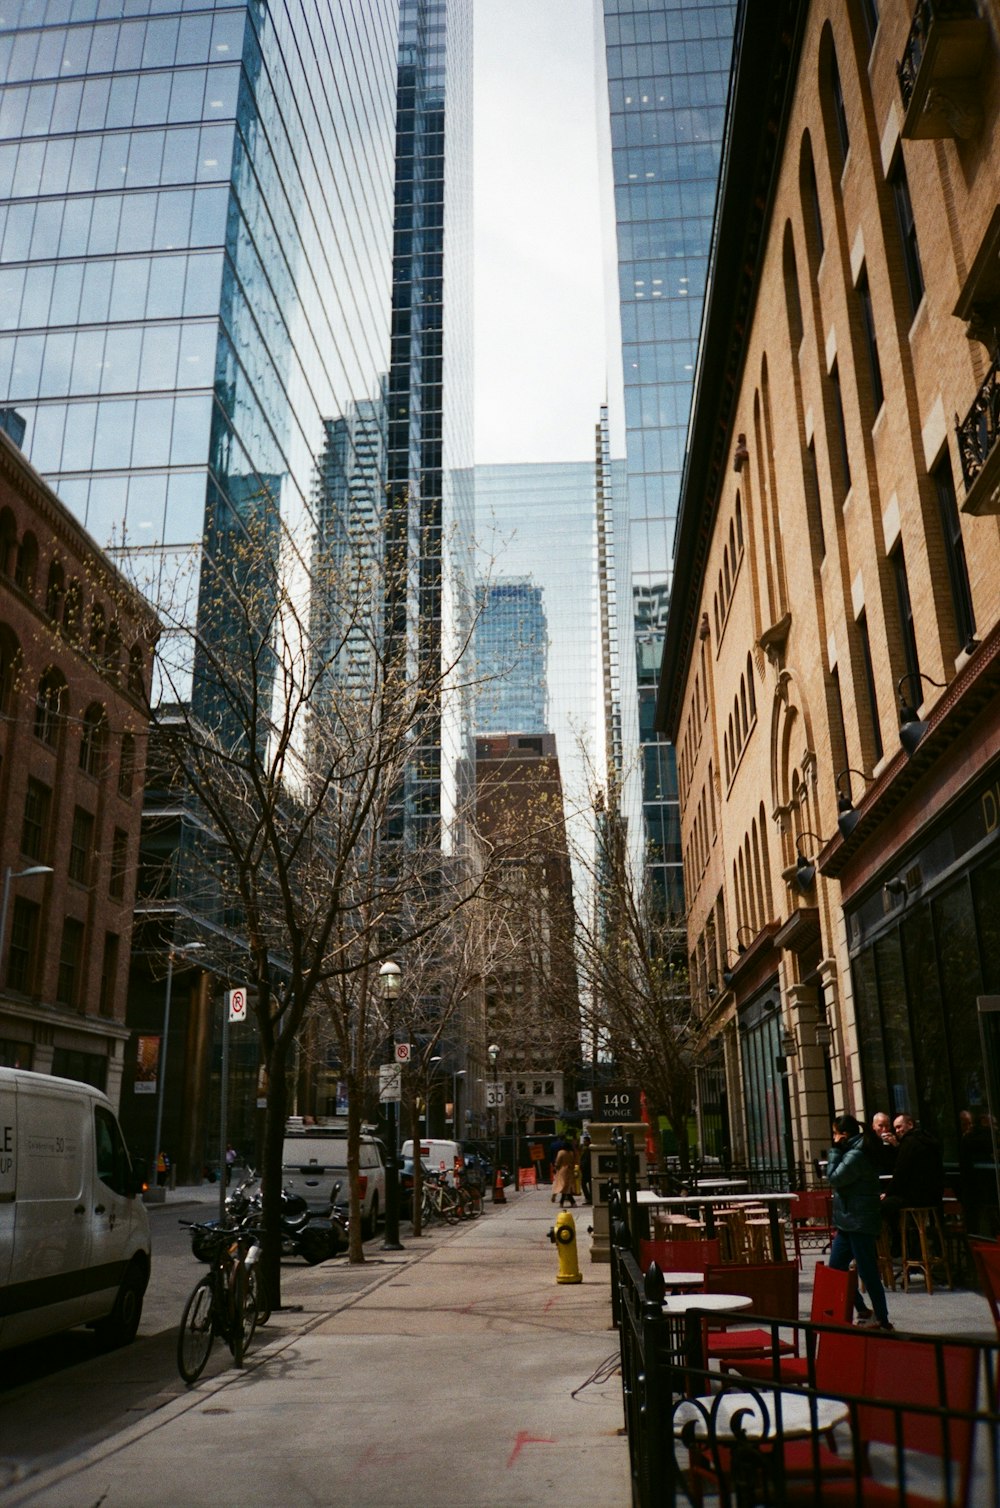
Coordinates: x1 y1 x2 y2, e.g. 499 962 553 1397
660 1 1000 1179
0 428 154 1106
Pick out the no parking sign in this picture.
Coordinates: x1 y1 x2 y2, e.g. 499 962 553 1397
227 987 248 1023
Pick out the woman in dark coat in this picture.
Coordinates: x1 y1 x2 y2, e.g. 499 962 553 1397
826 1113 892 1331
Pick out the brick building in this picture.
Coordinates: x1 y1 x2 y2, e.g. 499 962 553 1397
475 733 580 1132
657 0 1000 1189
0 428 154 1105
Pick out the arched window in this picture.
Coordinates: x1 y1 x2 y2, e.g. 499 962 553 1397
735 493 744 553
713 592 721 640
734 695 742 753
729 520 737 573
14 531 37 594
740 677 749 737
0 626 20 717
63 580 83 641
128 643 145 697
45 561 65 622
759 802 774 918
0 509 17 578
746 654 757 719
89 602 106 659
723 545 731 599
104 619 122 679
79 703 109 777
34 668 66 745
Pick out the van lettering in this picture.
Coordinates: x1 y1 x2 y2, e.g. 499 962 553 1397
1 1124 11 1152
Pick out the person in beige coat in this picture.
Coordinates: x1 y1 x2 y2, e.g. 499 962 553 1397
552 1143 578 1208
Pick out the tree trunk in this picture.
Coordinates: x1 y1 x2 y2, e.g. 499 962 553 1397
346 1074 365 1263
260 1038 289 1310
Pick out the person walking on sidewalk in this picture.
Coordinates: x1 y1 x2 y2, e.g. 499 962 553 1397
552 1142 578 1208
827 1113 893 1332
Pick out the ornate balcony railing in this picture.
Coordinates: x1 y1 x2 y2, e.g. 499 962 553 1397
956 349 1000 493
897 0 986 139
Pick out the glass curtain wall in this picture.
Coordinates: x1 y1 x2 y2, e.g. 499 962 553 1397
601 0 735 914
0 0 400 702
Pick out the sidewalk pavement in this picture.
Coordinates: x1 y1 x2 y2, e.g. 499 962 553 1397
2 1190 632 1508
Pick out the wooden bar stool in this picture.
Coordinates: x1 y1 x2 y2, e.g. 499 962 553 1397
900 1206 952 1293
876 1224 897 1291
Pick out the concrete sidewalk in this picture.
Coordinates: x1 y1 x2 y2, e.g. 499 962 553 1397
2 1191 631 1508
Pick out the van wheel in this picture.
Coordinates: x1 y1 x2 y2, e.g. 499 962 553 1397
363 1195 379 1240
96 1261 146 1350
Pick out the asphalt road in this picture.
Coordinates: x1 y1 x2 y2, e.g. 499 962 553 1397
0 1198 388 1491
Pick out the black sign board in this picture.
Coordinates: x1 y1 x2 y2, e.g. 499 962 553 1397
597 1152 639 1175
596 1086 639 1122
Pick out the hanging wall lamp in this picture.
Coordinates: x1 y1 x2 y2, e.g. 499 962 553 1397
897 671 946 757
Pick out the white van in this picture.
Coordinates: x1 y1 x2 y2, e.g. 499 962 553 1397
0 1068 151 1353
401 1139 463 1184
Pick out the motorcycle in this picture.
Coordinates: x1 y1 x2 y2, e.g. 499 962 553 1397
189 1171 348 1265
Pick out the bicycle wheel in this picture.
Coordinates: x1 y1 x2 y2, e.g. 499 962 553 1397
421 1188 437 1224
228 1264 253 1365
251 1265 270 1326
440 1187 461 1224
466 1185 483 1217
177 1275 215 1384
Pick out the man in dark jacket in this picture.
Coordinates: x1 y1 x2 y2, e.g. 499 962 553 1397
888 1114 944 1208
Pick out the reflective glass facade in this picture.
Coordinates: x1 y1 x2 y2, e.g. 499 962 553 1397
475 578 548 735
0 0 400 701
602 0 735 913
388 0 473 848
475 460 600 878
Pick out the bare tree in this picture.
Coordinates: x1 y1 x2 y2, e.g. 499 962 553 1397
117 490 497 1296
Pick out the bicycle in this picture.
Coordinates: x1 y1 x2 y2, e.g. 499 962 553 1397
177 1222 264 1383
421 1173 461 1225
455 1170 483 1219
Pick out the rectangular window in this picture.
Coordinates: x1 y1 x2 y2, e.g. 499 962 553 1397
57 917 85 1007
857 267 884 415
21 777 50 860
7 896 39 993
118 731 135 797
857 611 884 764
830 361 852 499
99 931 119 1017
890 155 924 319
110 827 128 900
933 455 976 651
69 806 94 884
891 544 921 690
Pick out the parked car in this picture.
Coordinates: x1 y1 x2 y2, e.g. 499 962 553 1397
282 1125 386 1238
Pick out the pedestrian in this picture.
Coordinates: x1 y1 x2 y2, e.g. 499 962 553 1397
156 1149 169 1187
580 1135 592 1204
552 1142 577 1208
225 1142 237 1184
826 1112 892 1332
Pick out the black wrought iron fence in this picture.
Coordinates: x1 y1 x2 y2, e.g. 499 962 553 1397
612 1244 1000 1508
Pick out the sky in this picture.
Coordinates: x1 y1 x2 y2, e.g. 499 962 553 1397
473 0 614 466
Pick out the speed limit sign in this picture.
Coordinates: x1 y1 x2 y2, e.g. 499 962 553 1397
227 988 248 1023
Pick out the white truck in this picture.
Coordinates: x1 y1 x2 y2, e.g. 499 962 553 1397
0 1068 151 1353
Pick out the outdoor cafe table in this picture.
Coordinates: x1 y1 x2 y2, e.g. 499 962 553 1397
636 1191 795 1253
695 1178 749 1191
659 1292 752 1380
673 1389 849 1441
659 1271 708 1291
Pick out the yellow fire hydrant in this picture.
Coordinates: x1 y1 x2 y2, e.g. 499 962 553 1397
547 1208 583 1284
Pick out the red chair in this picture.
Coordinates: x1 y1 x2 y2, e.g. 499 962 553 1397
638 1237 721 1275
731 1262 856 1383
701 1261 800 1363
783 1334 980 1506
970 1237 1000 1341
789 1188 836 1268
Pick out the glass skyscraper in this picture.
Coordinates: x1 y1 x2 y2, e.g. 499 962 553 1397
474 578 548 736
475 460 601 879
0 0 400 701
388 0 473 849
602 0 735 913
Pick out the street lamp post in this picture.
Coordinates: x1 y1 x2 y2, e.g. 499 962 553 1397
0 864 54 977
488 1043 500 1188
379 960 403 1251
151 940 205 1190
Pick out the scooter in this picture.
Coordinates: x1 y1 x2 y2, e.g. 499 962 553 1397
188 1172 348 1264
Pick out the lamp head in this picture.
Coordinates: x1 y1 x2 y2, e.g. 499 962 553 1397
898 706 928 757
837 791 860 840
794 853 816 892
379 959 402 1000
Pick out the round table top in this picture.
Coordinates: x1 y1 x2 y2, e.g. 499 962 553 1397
673 1390 849 1441
662 1292 752 1314
657 1271 705 1289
